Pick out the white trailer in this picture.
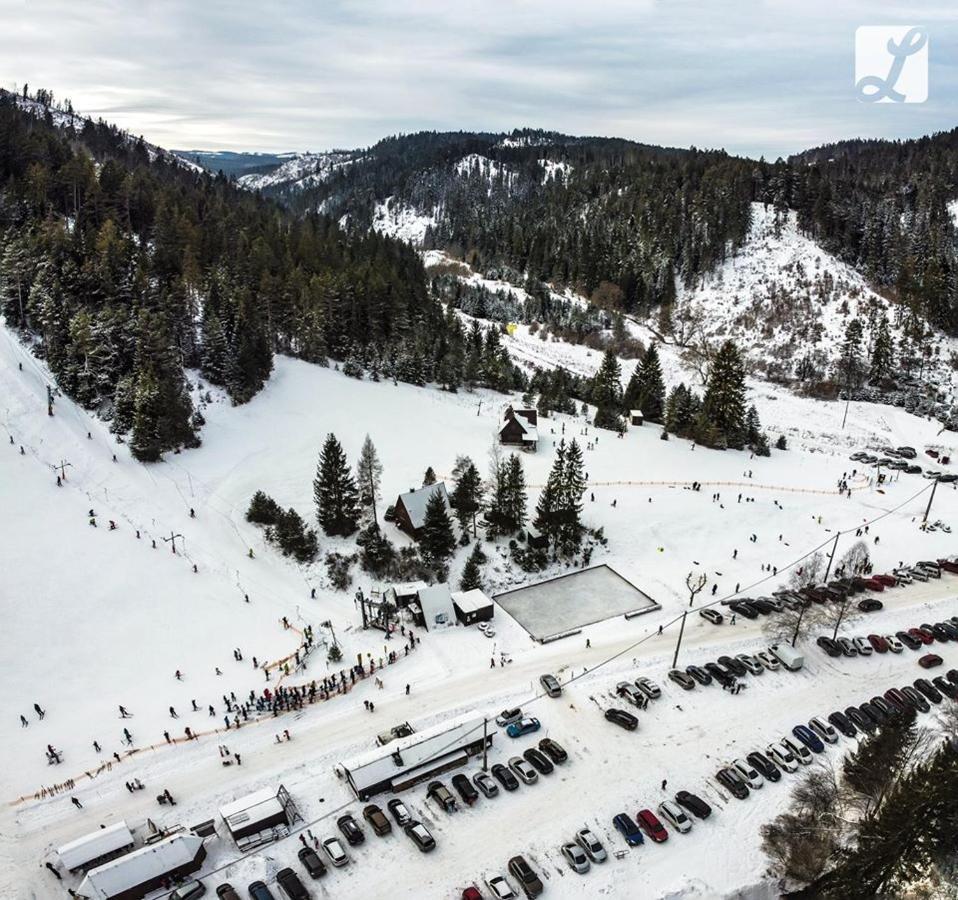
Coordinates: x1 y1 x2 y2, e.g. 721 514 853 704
769 643 804 671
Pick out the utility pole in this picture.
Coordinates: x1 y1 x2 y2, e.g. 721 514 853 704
163 531 184 554
55 459 72 481
671 611 688 669
482 718 489 771
922 478 939 527
832 596 851 642
822 532 841 584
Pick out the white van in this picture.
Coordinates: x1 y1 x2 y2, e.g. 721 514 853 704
768 643 804 671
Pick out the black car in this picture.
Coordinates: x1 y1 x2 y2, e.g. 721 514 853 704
523 747 554 775
704 662 735 687
718 655 748 676
896 630 922 651
728 601 759 620
337 813 365 846
451 773 479 805
297 847 326 879
901 685 930 713
674 790 712 819
276 867 309 900
248 883 276 900
858 598 883 613
426 780 457 812
404 820 436 853
508 855 544 898
538 737 568 764
716 767 750 800
933 676 958 699
686 665 713 686
845 706 876 733
605 708 639 730
883 688 911 714
817 636 841 657
215 887 241 900
746 750 781 783
491 762 520 791
864 698 892 724
939 622 958 641
751 598 776 614
948 669 958 686
931 623 952 642
914 678 943 704
827 710 857 738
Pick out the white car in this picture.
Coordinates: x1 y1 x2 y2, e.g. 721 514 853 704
907 567 929 582
808 716 838 744
852 637 873 656
322 836 349 867
508 757 538 785
756 651 781 672
561 842 590 874
782 736 813 765
699 608 724 625
892 569 913 584
657 801 693 834
732 757 764 790
735 654 764 675
486 875 518 899
635 677 661 700
767 742 798 773
884 634 904 653
495 708 523 727
575 827 607 862
616 682 648 708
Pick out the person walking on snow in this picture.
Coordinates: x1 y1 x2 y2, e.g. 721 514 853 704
33 703 45 719
19 714 28 727
169 707 178 718
119 705 131 718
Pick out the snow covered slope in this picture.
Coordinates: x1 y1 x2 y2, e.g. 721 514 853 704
237 150 358 192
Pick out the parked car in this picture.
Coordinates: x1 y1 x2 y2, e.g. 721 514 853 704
636 808 669 841
451 773 479 805
276 868 309 900
902 685 931 713
700 608 724 624
827 710 858 738
427 780 458 813
897 631 922 650
949 669 958 685
247 883 276 900
892 569 913 584
538 738 568 764
852 637 873 656
473 770 500 798
873 574 897 588
746 750 781 782
867 634 889 653
686 664 713 686
496 708 523 727
463 888 483 900
575 827 608 862
337 813 365 845
491 763 520 791
386 798 412 826
808 716 839 744
868 697 897 723
907 567 929 582
362 803 392 836
884 688 910 714
539 673 562 697
718 655 748 676
613 812 645 844
215 887 240 900
668 668 696 690
297 847 326 879
782 735 813 765
716 767 750 799
735 654 765 675
404 820 436 853
931 623 953 642
523 747 554 775
560 842 590 874
884 634 904 653
859 598 884 613
817 636 841 657
836 637 859 657
914 678 943 704
728 600 759 619
658 801 693 834
507 856 544 898
605 708 639 730
616 681 648 708
635 676 662 699
731 757 764 789
674 790 712 819
792 724 825 754
509 756 539 785
766 742 799 773
847 706 877 733
321 837 348 867
756 651 781 672
170 883 206 900
485 876 517 900
919 653 944 669
933 676 958 699
506 717 541 738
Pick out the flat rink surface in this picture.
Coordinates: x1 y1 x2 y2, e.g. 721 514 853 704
495 564 659 639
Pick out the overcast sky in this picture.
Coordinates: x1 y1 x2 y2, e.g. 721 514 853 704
2 0 956 158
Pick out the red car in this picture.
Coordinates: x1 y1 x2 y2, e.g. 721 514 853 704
873 574 897 587
637 809 669 843
864 578 885 591
937 559 958 575
462 889 483 900
919 654 943 669
867 634 889 653
908 628 935 645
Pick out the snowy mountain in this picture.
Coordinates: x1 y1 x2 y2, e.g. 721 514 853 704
236 149 360 192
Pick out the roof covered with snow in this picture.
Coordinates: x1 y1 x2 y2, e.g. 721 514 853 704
397 482 450 531
415 583 456 629
77 835 203 899
451 589 494 614
57 822 134 871
219 787 285 833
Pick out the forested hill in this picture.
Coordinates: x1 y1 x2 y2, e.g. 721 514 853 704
0 90 526 462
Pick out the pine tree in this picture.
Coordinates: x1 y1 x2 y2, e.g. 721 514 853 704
355 434 383 527
314 433 360 537
836 318 865 390
591 349 624 432
459 543 484 591
451 459 483 537
624 343 666 422
503 454 528 533
201 310 229 385
703 339 747 448
868 315 894 384
558 438 587 555
419 490 456 565
422 466 437 486
246 490 281 525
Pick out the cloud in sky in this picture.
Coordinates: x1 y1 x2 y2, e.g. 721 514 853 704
1 0 956 157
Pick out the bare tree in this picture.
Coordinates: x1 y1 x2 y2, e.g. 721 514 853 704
686 571 707 607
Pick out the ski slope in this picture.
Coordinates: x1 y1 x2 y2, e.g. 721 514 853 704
2 321 958 899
